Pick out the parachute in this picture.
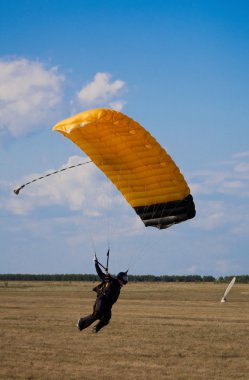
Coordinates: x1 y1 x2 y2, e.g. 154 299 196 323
52 108 195 229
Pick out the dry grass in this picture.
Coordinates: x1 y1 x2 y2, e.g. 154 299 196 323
0 281 249 380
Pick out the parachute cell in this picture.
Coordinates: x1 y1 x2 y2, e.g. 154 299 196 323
52 108 195 229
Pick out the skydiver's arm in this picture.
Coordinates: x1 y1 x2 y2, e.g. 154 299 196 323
95 260 105 280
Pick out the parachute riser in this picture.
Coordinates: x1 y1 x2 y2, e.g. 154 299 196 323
95 259 108 272
95 249 110 274
106 249 110 274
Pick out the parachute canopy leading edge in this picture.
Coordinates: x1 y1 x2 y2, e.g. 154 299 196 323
53 108 195 229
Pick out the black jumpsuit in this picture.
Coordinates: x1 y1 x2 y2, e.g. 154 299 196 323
78 261 122 332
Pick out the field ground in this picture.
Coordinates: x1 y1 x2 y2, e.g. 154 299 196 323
0 281 249 380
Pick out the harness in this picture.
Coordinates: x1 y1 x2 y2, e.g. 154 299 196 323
93 280 110 296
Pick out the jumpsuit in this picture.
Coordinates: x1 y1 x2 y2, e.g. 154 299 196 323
77 261 122 332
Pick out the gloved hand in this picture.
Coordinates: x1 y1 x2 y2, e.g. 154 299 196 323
93 254 97 263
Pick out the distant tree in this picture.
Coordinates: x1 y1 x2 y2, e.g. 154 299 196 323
0 274 248 283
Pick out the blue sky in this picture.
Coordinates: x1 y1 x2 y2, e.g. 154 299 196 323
1 0 249 276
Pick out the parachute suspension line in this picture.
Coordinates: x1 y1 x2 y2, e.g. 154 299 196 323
100 156 112 270
13 160 92 195
102 204 111 272
89 235 97 256
88 236 109 273
127 193 183 273
125 207 152 274
105 164 112 261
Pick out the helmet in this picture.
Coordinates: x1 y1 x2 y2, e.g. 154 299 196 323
117 271 128 285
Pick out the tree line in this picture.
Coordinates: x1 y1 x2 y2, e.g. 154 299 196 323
0 274 249 283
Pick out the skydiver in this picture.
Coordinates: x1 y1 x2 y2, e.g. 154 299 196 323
77 254 128 333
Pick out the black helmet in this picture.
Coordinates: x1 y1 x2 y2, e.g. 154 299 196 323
117 271 128 285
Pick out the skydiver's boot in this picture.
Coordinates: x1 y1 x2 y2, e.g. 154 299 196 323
77 315 97 331
77 319 84 331
91 325 99 333
92 316 110 333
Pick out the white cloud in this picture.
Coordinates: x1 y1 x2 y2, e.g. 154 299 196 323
6 149 249 244
190 151 249 197
0 58 65 136
3 197 34 215
184 265 198 274
0 60 128 136
77 72 127 110
193 196 249 236
189 152 249 233
233 151 249 158
109 100 127 111
8 155 126 216
193 200 226 230
234 162 249 174
4 155 142 245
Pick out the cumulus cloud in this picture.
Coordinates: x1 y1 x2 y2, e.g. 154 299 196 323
190 151 249 197
109 100 127 111
188 152 249 236
4 155 142 243
7 155 127 216
0 58 65 136
193 200 226 230
77 72 127 110
0 58 128 137
233 151 249 158
6 151 249 237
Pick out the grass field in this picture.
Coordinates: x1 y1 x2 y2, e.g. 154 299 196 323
0 281 249 380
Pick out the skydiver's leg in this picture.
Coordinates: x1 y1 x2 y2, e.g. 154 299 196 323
77 296 105 331
92 308 112 333
77 314 97 331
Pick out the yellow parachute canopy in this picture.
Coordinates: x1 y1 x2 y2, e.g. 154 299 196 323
53 108 195 229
